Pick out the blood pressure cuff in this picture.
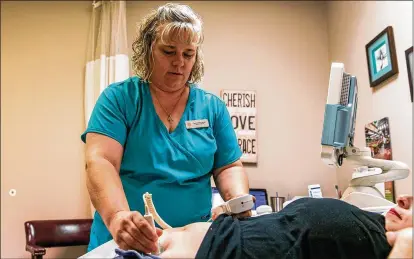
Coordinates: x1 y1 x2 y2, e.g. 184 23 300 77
113 248 161 259
195 198 391 259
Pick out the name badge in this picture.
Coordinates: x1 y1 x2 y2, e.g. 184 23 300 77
185 119 209 129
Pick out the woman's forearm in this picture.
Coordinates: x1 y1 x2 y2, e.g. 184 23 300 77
86 156 130 227
213 160 250 201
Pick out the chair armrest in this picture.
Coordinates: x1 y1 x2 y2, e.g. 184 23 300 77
25 244 46 256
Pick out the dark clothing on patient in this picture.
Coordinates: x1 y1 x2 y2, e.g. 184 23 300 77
195 198 391 259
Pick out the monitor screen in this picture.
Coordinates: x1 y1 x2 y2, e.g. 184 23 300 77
249 188 269 209
211 187 268 210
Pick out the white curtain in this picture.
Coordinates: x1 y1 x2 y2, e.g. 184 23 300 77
84 0 129 216
85 0 129 125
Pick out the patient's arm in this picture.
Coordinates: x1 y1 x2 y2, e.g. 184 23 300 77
387 228 413 259
157 222 211 259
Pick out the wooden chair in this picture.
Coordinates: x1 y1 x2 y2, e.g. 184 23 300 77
24 219 92 259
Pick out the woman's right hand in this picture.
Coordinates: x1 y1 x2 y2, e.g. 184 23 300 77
108 210 163 254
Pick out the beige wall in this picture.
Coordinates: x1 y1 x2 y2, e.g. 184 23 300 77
1 1 92 258
127 1 336 200
327 1 413 197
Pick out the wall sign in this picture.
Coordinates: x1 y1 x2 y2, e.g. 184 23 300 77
220 90 257 163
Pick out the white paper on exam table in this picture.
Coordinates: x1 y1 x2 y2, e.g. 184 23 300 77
78 239 118 259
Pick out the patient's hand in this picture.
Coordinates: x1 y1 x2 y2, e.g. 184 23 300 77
158 222 211 259
387 228 413 259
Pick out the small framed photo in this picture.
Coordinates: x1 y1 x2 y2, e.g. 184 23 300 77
365 26 399 87
405 46 413 102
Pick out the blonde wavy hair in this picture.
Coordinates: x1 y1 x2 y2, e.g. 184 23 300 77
131 3 204 83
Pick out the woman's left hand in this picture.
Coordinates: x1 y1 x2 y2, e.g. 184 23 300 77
233 195 256 219
211 195 256 220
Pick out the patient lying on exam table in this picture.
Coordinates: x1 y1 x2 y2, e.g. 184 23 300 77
114 197 413 259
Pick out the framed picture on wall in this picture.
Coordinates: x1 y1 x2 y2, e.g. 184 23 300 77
365 26 399 88
405 46 413 102
365 117 395 203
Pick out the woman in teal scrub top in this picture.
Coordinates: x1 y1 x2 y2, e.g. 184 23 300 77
82 3 251 255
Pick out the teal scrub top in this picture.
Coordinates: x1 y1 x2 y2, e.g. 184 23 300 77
81 76 242 251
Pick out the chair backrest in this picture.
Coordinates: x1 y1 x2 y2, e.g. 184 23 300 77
24 219 93 248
